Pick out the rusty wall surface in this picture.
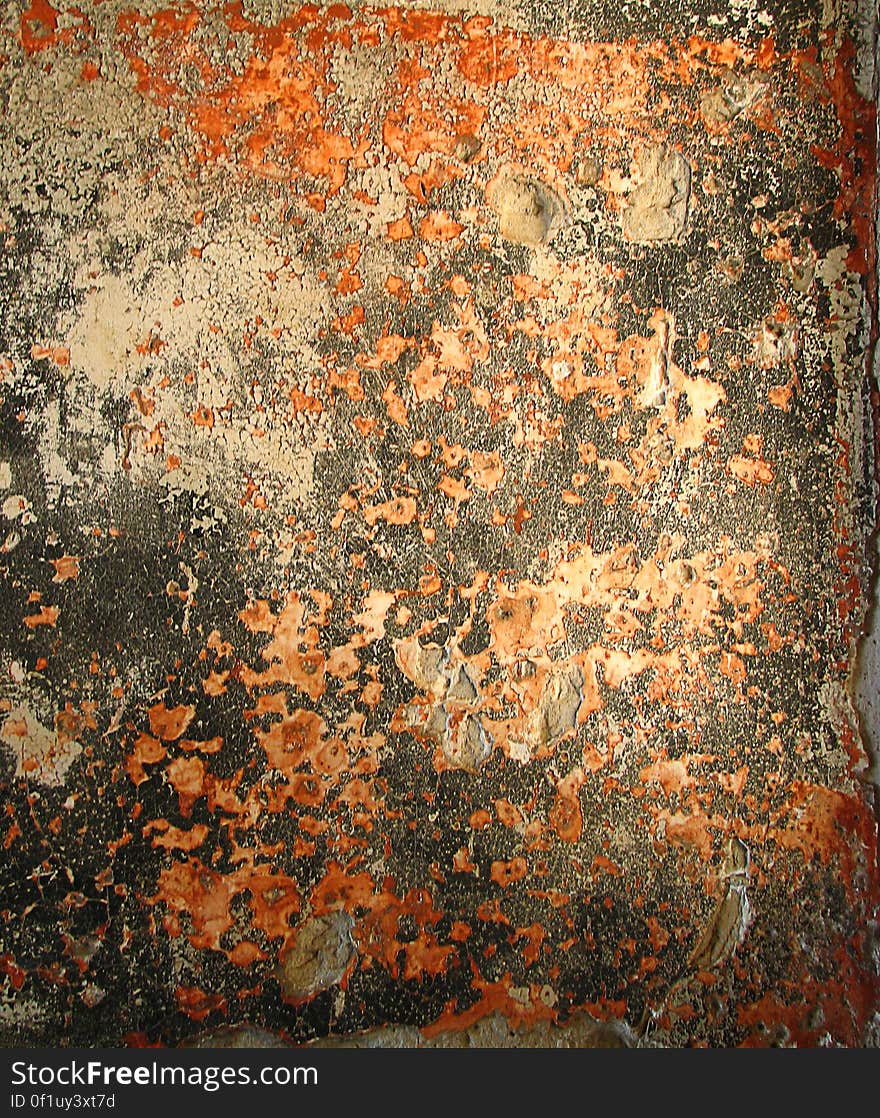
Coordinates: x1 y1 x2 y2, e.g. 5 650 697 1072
0 0 878 1048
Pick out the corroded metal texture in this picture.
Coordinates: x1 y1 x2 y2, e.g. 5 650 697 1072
0 0 878 1048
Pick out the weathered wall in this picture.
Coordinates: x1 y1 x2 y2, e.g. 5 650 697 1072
0 0 878 1047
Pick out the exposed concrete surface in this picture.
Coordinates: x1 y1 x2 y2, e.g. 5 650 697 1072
0 0 878 1049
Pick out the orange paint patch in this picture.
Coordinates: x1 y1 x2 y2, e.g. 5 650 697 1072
309 862 375 913
23 606 59 629
640 757 692 797
363 495 417 526
402 932 456 980
466 450 504 495
768 383 793 410
386 215 413 241
729 454 774 486
148 702 196 741
549 795 582 842
125 733 167 786
175 986 226 1022
143 820 209 851
155 860 237 950
490 857 528 888
419 211 465 242
30 343 70 366
226 941 266 968
50 555 80 582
